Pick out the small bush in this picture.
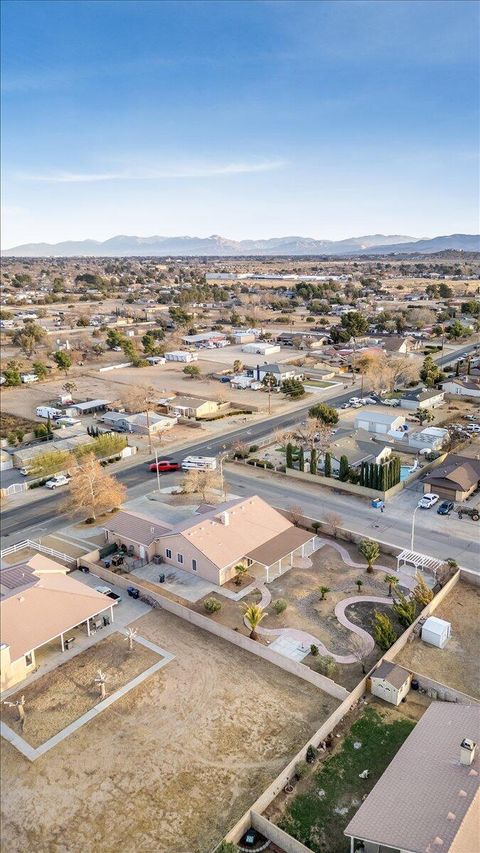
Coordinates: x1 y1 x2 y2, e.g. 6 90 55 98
306 744 317 763
310 644 319 656
203 597 221 613
85 517 95 525
249 444 259 452
311 521 321 533
295 760 309 779
273 598 288 615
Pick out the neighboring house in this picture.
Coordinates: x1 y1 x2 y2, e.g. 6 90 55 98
67 399 110 416
383 335 420 354
102 495 316 586
101 410 176 435
320 428 392 472
180 332 228 348
251 363 303 386
422 454 480 502
165 351 198 363
354 410 406 435
370 661 411 706
241 342 281 356
399 387 445 410
345 703 479 853
12 433 93 468
0 555 115 690
166 396 219 419
0 450 13 472
442 377 480 399
408 426 449 451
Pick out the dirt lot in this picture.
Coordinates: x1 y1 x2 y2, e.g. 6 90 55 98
0 411 38 438
1 633 161 748
1 608 339 853
395 579 480 699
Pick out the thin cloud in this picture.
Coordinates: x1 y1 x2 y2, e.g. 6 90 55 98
16 160 287 183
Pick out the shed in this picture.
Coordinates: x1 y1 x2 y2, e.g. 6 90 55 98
422 616 451 649
241 342 281 355
370 661 412 706
354 409 406 435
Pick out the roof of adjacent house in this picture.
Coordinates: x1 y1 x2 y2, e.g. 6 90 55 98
355 410 404 424
423 455 480 492
382 336 411 351
326 428 389 466
168 396 213 409
443 377 480 391
257 363 292 374
0 556 113 662
371 660 410 689
401 386 444 402
124 411 170 427
103 509 171 545
344 703 480 853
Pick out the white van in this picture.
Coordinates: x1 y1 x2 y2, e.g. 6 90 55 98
181 455 217 471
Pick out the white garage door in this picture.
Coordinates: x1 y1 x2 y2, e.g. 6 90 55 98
357 420 370 431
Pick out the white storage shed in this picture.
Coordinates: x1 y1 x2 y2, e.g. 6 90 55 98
165 351 198 363
241 342 281 355
421 616 451 649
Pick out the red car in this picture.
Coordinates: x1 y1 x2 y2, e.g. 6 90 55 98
149 460 180 473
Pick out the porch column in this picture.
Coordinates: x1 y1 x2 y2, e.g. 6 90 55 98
301 544 305 556
350 837 354 853
60 633 65 652
266 564 269 583
86 618 91 637
110 605 114 623
277 559 281 577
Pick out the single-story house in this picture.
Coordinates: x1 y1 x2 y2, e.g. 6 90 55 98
180 331 228 348
399 387 445 410
320 428 392 472
12 433 93 468
344 702 480 853
354 409 406 435
422 454 480 502
251 363 303 386
442 377 480 399
101 410 176 435
166 396 219 419
242 342 281 356
370 661 411 706
0 555 116 690
408 426 449 451
102 495 316 586
383 335 421 354
165 350 198 363
0 450 13 472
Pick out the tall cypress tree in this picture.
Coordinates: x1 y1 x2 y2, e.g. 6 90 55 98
299 446 305 472
310 447 317 475
339 455 350 482
286 442 293 469
324 452 332 478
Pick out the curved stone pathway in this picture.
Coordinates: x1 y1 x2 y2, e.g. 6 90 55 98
242 536 412 664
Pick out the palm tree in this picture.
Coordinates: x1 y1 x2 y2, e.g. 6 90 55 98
356 578 364 594
234 563 248 586
124 627 137 651
242 603 266 640
318 585 330 601
359 538 380 574
384 574 399 597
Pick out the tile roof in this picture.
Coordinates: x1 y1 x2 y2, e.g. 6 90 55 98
423 456 480 492
103 510 171 545
345 702 480 853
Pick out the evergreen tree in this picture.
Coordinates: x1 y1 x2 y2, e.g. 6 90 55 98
324 452 332 478
286 442 293 469
339 455 349 482
310 447 317 475
299 446 305 472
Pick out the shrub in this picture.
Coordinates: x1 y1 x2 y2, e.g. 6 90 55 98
249 444 259 452
273 598 287 615
311 521 321 533
392 591 417 627
203 597 221 613
295 760 309 779
316 654 337 677
373 611 397 650
310 644 319 656
85 517 96 524
306 744 317 763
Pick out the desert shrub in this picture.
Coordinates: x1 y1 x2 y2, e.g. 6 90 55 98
249 444 259 452
316 654 337 677
203 597 221 613
85 517 96 524
373 611 397 650
295 760 309 779
273 598 288 614
310 644 319 656
306 744 317 763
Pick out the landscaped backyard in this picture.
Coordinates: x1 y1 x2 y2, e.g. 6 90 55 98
270 705 416 853
1 632 162 747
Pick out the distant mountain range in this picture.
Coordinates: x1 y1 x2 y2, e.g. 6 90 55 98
3 233 479 258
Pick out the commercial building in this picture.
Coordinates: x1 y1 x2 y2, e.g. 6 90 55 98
354 410 406 435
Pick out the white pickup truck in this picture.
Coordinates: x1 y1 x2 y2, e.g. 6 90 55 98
45 474 71 489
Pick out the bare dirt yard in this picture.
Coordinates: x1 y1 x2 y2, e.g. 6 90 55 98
395 579 480 699
1 633 161 748
1 608 339 853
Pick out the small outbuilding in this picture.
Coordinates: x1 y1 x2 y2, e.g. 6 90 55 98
370 661 412 706
421 616 451 649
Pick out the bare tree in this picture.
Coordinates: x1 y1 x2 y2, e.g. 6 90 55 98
62 453 126 520
293 417 318 449
315 422 334 456
3 695 26 731
325 511 344 538
95 670 108 700
121 384 157 414
124 627 137 652
287 504 304 527
181 468 223 502
349 635 369 675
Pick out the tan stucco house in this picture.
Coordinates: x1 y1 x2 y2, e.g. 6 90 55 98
102 496 316 585
0 555 115 691
166 396 219 419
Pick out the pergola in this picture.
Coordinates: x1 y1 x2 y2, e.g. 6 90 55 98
396 549 443 580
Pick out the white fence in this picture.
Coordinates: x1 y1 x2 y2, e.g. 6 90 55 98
0 539 76 566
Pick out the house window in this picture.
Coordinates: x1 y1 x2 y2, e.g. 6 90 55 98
25 652 33 667
165 548 172 559
192 559 197 572
177 553 183 564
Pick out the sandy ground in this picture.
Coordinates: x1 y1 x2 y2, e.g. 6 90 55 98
394 580 480 699
1 633 161 748
1 608 339 853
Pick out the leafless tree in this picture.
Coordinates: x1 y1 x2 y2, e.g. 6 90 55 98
287 504 304 527
95 670 108 700
349 635 369 675
62 453 127 520
293 417 318 449
124 627 137 652
3 695 26 731
325 511 344 538
181 468 223 502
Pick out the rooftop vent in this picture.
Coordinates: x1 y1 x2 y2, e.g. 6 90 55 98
460 738 477 766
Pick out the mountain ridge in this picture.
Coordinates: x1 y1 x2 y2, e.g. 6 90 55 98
3 233 479 257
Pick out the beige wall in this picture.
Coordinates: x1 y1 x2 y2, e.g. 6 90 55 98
105 532 155 562
157 534 222 584
0 645 35 692
371 674 411 706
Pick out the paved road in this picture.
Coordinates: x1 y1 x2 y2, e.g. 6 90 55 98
436 341 479 366
0 386 358 539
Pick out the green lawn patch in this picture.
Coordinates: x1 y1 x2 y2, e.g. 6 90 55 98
304 380 333 388
278 707 415 853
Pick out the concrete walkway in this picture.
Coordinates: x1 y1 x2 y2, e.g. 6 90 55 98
314 537 417 591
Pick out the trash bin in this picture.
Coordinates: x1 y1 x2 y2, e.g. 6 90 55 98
159 573 165 583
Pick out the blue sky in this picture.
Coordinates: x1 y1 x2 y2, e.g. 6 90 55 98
1 0 478 247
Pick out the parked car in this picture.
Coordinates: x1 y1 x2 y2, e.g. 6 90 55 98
456 505 480 521
19 467 32 476
45 474 71 489
466 424 480 433
437 500 454 515
466 415 478 421
382 398 400 407
418 493 440 509
95 586 122 603
149 460 180 473
349 397 361 404
361 396 378 404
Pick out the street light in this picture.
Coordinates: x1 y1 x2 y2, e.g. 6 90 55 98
410 504 420 551
219 444 229 500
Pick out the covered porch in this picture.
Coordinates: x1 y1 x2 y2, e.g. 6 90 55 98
244 528 317 583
